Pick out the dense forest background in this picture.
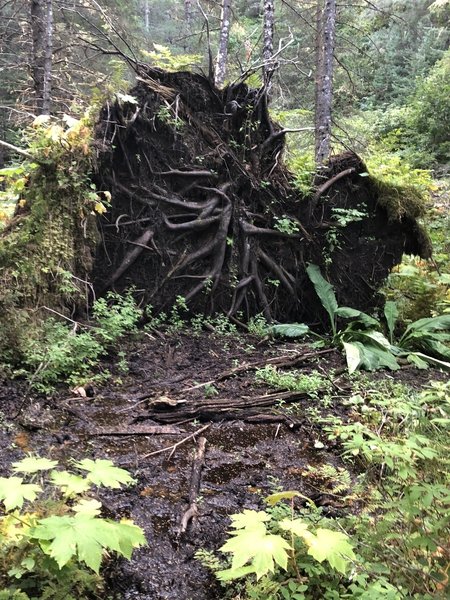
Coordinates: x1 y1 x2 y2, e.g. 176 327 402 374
1 0 449 169
1 3 450 600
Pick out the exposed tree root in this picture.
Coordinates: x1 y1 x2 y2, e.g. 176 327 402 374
93 68 430 324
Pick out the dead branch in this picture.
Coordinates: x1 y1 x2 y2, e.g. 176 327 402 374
142 423 211 459
179 436 207 534
0 139 48 165
86 425 181 436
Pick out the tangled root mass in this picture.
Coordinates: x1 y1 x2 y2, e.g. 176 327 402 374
93 68 429 325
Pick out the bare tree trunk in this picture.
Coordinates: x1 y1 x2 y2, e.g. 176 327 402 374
42 0 53 115
144 0 150 31
262 0 275 88
184 0 193 23
314 0 336 166
214 0 232 88
31 0 53 115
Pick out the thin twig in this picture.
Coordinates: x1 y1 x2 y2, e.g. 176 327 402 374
142 424 211 459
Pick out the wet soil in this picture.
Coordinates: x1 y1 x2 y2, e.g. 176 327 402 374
0 332 443 599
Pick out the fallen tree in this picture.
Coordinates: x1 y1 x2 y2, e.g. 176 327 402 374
93 67 430 324
0 66 431 362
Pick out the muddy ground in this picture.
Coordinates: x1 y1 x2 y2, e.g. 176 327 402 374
0 331 442 600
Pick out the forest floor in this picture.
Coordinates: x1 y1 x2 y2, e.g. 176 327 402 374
0 331 444 600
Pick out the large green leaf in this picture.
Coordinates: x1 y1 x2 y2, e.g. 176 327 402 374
408 353 450 371
31 513 146 573
306 264 338 331
335 307 379 328
0 477 42 511
113 519 147 559
50 470 91 496
402 315 450 337
229 509 271 531
220 527 290 580
279 519 355 574
12 456 58 474
343 342 362 374
306 528 355 575
347 340 399 372
279 518 313 543
270 323 310 338
74 459 135 488
384 301 399 343
402 335 450 360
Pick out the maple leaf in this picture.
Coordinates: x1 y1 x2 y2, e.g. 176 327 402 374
74 459 135 488
12 456 58 474
0 476 41 511
220 527 291 580
252 534 290 578
50 470 91 496
113 519 147 559
229 509 271 531
306 528 356 574
279 518 314 544
72 499 102 516
31 513 145 573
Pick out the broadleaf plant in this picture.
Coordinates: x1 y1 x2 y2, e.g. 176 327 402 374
205 493 357 588
0 455 146 598
284 263 450 373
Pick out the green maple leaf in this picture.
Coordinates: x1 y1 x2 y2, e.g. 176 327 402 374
50 470 91 496
306 528 356 574
221 529 267 567
252 534 290 578
220 527 290 580
72 499 102 516
279 518 314 544
113 519 147 559
12 456 58 474
31 513 145 573
74 459 135 488
229 509 271 531
0 476 42 511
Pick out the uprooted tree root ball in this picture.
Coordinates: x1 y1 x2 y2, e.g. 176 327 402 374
93 68 430 324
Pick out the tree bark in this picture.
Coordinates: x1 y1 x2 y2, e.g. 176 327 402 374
144 0 150 31
184 0 193 24
214 0 232 88
31 0 53 115
314 0 336 166
262 0 275 88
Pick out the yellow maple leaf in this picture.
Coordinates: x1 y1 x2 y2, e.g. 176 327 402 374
94 201 107 214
